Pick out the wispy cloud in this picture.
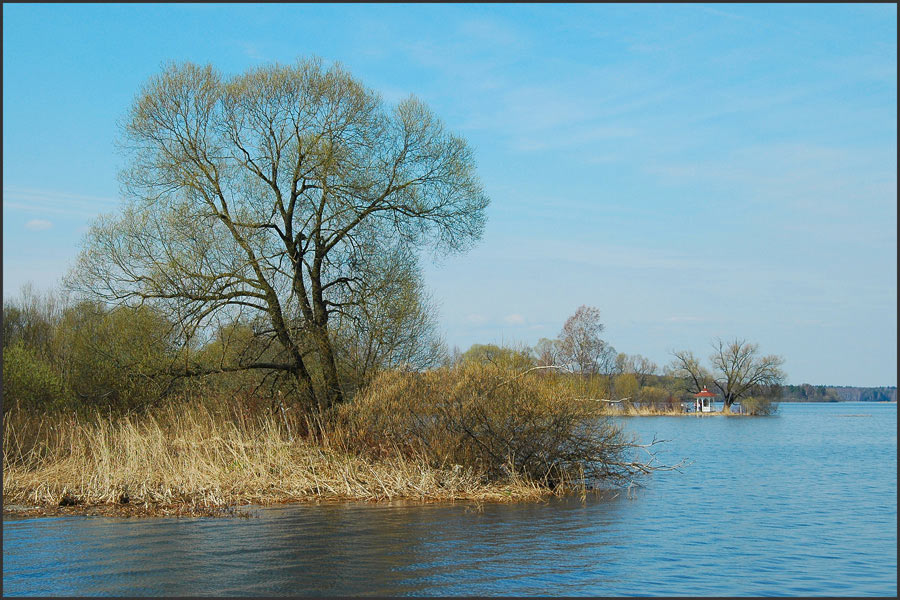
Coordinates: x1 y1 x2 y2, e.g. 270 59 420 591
644 141 897 233
458 17 526 49
25 219 53 231
699 6 752 22
511 124 639 153
239 41 266 61
504 314 525 325
3 187 118 218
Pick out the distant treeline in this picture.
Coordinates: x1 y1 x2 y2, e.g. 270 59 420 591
778 384 897 403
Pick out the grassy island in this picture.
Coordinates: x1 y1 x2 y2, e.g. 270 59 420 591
3 364 678 518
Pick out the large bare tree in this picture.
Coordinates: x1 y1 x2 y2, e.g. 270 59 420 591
70 59 489 410
670 338 785 412
709 338 785 411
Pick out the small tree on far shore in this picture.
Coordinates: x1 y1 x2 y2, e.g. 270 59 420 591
669 349 712 394
670 338 785 413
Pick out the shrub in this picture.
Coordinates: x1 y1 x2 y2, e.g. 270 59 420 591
613 372 640 402
740 396 779 416
2 341 70 412
52 302 177 411
458 343 535 370
340 363 650 487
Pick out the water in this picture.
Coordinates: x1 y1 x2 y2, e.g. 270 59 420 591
3 402 896 596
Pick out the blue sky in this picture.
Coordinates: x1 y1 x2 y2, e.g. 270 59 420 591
3 4 896 386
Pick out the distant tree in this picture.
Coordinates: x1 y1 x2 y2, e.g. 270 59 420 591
630 354 658 387
531 337 559 368
595 344 619 377
668 349 711 394
2 341 69 412
557 305 611 375
709 338 785 412
459 343 534 370
331 253 447 392
613 372 640 404
69 58 489 410
610 354 660 403
447 345 463 367
53 302 179 410
670 338 785 413
1 284 66 357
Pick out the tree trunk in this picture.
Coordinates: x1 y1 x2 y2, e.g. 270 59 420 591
292 362 318 410
313 324 343 410
308 252 343 410
722 396 734 414
263 291 317 410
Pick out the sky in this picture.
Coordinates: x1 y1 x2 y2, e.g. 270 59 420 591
2 4 896 387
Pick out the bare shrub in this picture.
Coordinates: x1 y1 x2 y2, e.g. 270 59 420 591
740 396 779 416
340 363 665 488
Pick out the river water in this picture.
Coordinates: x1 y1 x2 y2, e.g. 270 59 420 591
3 402 896 596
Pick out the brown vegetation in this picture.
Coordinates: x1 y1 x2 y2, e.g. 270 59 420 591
3 364 673 516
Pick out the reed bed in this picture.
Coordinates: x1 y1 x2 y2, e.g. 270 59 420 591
4 364 664 515
3 406 548 513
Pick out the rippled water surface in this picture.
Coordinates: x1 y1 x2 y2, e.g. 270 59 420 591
3 402 896 596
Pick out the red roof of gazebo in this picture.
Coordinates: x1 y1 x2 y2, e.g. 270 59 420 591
694 387 716 397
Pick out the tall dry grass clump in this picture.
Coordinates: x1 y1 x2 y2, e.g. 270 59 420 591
339 363 654 488
2 393 544 511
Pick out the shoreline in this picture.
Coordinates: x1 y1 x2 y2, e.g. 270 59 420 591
2 502 254 520
2 486 565 520
2 475 557 520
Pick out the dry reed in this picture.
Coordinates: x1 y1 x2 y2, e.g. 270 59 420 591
2 396 548 513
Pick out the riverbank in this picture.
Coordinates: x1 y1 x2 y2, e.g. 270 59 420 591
2 404 552 518
2 484 550 519
3 464 552 520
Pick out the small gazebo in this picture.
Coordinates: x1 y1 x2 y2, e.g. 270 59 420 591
694 386 717 413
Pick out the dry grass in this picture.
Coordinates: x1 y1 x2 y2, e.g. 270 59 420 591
614 405 700 416
2 396 549 514
3 365 672 515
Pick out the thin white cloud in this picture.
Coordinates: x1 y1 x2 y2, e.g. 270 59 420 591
465 313 487 324
25 219 53 231
458 17 525 48
237 41 268 61
3 187 118 218
504 314 525 325
699 6 752 21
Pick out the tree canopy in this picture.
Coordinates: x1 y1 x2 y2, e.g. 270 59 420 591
556 305 616 375
70 58 489 410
